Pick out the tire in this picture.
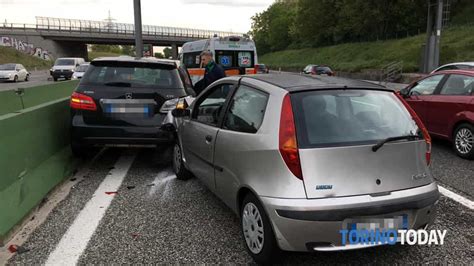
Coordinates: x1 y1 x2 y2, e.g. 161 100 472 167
71 142 87 158
453 123 474 159
25 74 29 81
241 193 281 265
13 75 18 82
172 142 193 180
53 77 58 82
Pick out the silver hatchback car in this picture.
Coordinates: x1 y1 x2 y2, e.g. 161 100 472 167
170 73 439 264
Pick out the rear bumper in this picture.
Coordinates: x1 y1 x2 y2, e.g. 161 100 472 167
260 182 439 252
71 114 173 146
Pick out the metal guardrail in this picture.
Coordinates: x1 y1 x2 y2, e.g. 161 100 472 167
0 16 244 39
380 61 403 84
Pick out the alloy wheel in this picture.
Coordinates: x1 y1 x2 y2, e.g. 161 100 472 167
242 202 265 254
455 128 473 154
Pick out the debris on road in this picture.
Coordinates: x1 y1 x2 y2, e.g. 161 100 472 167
126 185 136 190
8 245 30 254
105 191 118 195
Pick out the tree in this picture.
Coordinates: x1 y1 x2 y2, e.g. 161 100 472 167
163 47 173 59
154 52 165 58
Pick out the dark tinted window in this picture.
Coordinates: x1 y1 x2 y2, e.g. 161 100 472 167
81 61 184 89
183 52 201 68
193 84 233 126
224 85 269 133
291 90 420 148
316 66 332 74
55 59 75 66
0 64 16 70
440 74 474 95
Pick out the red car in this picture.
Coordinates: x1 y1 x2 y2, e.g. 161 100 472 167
400 70 474 159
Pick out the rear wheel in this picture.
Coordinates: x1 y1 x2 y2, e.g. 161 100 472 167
241 193 281 265
172 142 193 180
53 77 58 82
453 123 474 159
71 142 87 158
25 74 29 81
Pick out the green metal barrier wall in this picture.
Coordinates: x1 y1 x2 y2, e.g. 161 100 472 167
0 98 77 244
0 80 79 116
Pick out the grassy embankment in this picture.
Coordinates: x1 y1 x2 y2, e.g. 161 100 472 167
0 46 52 70
259 25 474 73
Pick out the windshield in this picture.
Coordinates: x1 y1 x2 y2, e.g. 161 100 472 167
291 90 420 148
55 59 75 66
81 61 184 89
0 64 16 70
76 65 89 72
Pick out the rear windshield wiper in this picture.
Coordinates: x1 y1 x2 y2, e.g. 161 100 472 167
104 82 131 87
372 134 422 152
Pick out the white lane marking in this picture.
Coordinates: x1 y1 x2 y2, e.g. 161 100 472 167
438 185 474 210
45 152 136 266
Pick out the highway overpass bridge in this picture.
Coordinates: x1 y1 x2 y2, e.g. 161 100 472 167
0 16 244 60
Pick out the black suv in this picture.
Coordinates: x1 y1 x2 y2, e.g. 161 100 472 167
70 56 194 156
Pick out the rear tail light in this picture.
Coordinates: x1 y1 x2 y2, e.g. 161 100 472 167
396 93 431 165
279 94 303 179
70 92 97 111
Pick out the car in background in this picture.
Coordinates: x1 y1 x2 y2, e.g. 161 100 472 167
302 64 335 76
170 73 438 264
72 63 90 80
255 63 269 74
400 70 474 159
70 56 195 157
0 63 29 82
431 62 474 74
50 57 86 81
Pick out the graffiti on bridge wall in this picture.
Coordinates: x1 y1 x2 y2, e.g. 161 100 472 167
0 36 52 60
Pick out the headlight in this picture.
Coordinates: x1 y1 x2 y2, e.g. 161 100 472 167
159 98 179 114
7 73 12 77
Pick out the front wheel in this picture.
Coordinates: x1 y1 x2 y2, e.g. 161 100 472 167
453 123 474 159
241 193 281 265
172 142 193 180
13 75 18 82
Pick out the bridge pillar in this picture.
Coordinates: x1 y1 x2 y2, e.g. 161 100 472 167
171 44 178 59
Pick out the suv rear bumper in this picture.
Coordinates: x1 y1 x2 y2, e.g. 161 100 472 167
260 182 439 252
72 114 173 146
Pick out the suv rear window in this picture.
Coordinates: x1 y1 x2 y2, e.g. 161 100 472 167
81 61 184 89
55 59 75 66
291 90 420 148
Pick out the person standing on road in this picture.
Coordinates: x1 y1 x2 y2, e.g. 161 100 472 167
193 50 226 95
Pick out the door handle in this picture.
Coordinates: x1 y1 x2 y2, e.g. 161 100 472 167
205 135 213 143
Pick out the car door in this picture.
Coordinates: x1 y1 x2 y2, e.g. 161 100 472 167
180 82 235 191
213 84 270 209
405 74 445 130
425 74 474 138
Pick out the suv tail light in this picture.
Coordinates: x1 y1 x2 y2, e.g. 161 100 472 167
279 94 303 179
396 93 431 165
70 92 97 111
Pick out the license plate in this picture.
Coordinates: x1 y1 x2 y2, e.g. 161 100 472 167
345 215 408 231
104 104 150 114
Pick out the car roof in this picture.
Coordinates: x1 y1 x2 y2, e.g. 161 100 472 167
429 69 474 76
92 56 177 66
438 62 474 67
243 73 388 92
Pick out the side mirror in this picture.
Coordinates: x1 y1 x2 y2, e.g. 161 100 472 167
76 64 80 67
399 88 409 98
172 108 190 117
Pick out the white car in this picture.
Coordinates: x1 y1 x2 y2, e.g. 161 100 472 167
0 63 29 82
431 62 474 74
72 63 90 79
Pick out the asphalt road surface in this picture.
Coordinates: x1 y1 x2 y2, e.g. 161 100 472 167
0 70 53 92
4 138 473 264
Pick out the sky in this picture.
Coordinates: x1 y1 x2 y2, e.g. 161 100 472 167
0 0 274 33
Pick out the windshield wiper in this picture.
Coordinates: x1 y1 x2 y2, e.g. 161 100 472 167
104 82 131 87
372 134 421 152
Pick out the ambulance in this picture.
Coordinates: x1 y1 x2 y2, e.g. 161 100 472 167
179 35 258 85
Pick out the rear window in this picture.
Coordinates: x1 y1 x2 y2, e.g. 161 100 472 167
76 65 89 72
81 61 184 89
291 90 420 148
315 66 332 74
55 59 75 66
